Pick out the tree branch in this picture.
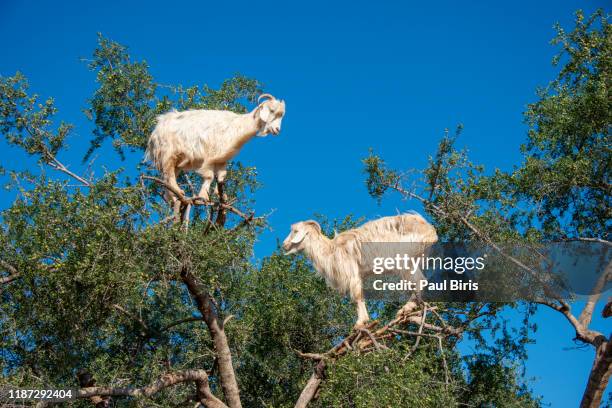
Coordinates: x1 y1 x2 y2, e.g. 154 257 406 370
112 304 152 337
295 362 325 408
142 176 257 224
160 317 203 333
0 259 20 285
22 123 92 187
47 156 91 187
569 237 612 246
578 263 612 328
77 369 227 408
437 336 450 387
394 183 569 303
411 303 428 352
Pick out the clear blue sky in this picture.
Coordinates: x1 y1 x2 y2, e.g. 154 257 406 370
1 1 609 406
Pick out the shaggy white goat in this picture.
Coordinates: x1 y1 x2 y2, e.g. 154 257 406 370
282 213 438 327
145 94 285 203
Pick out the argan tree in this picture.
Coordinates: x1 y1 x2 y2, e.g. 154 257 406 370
0 35 542 407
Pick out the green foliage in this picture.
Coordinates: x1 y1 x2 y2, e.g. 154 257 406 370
84 34 159 160
318 347 540 408
0 170 256 404
518 9 611 238
318 347 456 408
462 356 542 408
313 213 366 237
83 33 261 161
234 253 354 407
362 148 400 203
0 72 72 161
0 34 266 406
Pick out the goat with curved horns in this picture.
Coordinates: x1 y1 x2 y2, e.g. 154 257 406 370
282 213 438 327
145 93 286 204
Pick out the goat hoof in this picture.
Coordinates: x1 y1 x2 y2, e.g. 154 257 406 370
396 301 419 317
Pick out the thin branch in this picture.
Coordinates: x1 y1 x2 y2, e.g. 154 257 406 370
411 303 428 352
567 237 612 246
112 304 153 337
47 156 91 187
0 274 20 285
222 314 235 327
160 317 203 333
22 123 92 187
0 260 17 274
396 183 567 301
437 336 450 387
0 260 20 285
293 350 328 361
531 298 600 343
359 328 389 351
142 176 257 224
388 328 442 339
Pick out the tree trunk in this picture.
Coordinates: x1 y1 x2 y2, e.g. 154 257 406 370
181 267 242 408
580 339 612 408
208 320 242 408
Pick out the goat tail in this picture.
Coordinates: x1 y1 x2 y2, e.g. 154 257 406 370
144 115 168 172
144 137 159 171
398 212 438 243
144 132 158 168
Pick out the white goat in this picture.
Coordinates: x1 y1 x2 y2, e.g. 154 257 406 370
282 213 438 327
145 94 286 203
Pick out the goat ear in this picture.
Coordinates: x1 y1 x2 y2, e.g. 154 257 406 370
291 229 307 244
259 104 271 122
304 220 321 233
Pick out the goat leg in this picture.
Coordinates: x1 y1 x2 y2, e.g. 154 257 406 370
215 181 227 226
215 168 228 202
172 199 182 224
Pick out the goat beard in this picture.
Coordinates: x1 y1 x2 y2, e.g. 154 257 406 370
284 247 299 255
257 127 273 137
258 123 280 137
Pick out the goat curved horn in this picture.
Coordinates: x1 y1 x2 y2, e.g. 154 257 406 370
258 93 275 103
